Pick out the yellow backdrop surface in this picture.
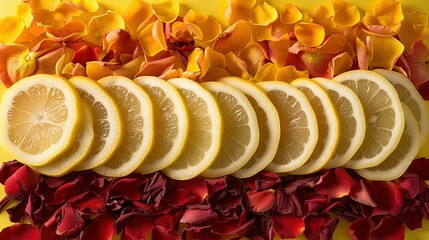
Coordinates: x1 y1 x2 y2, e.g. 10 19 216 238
0 0 429 239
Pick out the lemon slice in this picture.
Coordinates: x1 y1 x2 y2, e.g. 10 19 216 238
134 76 189 174
417 101 429 158
313 77 366 168
335 70 405 169
288 79 340 174
163 78 222 180
201 81 260 178
94 76 154 177
356 103 420 181
32 103 95 176
373 69 429 148
70 76 124 170
218 77 280 178
258 81 318 173
0 74 81 166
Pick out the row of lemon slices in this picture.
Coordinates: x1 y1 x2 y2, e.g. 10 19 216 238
0 70 427 181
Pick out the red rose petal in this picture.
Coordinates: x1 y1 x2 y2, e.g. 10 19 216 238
396 173 426 199
0 195 11 211
349 179 377 207
71 45 99 67
303 195 331 215
163 188 193 207
109 178 143 201
272 214 305 239
54 179 86 203
7 200 26 222
372 181 404 216
276 188 303 216
399 208 423 230
121 216 153 240
69 191 106 214
315 168 353 198
407 158 429 180
0 223 40 240
56 203 84 237
0 161 23 184
4 165 40 200
152 225 180 240
183 225 220 240
348 217 373 240
81 215 115 240
174 177 208 204
246 171 280 191
283 175 318 193
246 189 276 213
371 216 405 240
180 208 217 225
211 211 253 235
304 214 339 240
154 210 184 230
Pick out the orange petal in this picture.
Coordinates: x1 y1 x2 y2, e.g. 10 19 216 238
187 48 203 72
121 0 153 38
300 50 333 78
362 0 403 34
4 45 36 82
328 52 353 77
85 11 125 46
275 65 309 83
279 3 302 25
252 24 273 41
53 1 83 23
29 0 60 11
251 1 278 26
398 11 428 53
225 0 254 25
16 3 33 28
355 37 371 70
313 5 334 33
146 0 179 23
0 17 24 44
63 0 99 12
114 55 145 78
294 22 325 47
139 20 168 56
34 47 65 75
332 0 360 28
181 22 203 42
55 48 75 76
239 42 267 75
201 67 230 82
86 61 115 80
253 63 278 82
224 52 251 79
184 9 222 42
358 29 404 70
212 20 253 54
271 19 294 39
201 47 225 77
46 20 87 42
318 34 346 54
268 36 290 66
136 55 176 77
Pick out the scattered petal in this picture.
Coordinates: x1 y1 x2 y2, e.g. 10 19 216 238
180 208 217 225
398 11 428 52
85 11 125 46
275 65 309 83
362 0 404 35
0 224 40 240
184 10 222 42
328 52 353 77
139 20 168 56
372 181 404 216
332 0 360 28
4 165 40 201
272 214 305 239
122 216 153 240
371 216 405 240
64 0 99 12
0 17 25 44
253 63 278 82
212 20 253 54
121 0 153 38
279 3 302 25
251 1 278 26
315 168 353 198
56 203 84 237
148 0 179 23
304 214 339 240
16 3 33 28
348 217 373 240
224 52 251 79
246 189 276 213
225 0 254 25
404 41 429 87
81 215 115 240
294 22 325 47
71 45 99 66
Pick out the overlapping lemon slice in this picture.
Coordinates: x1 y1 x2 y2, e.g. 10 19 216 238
201 81 260 178
356 104 420 181
288 79 340 174
258 81 318 173
163 78 222 180
94 76 154 177
313 78 366 168
0 74 81 166
335 70 405 169
134 76 189 174
70 76 123 170
219 77 280 178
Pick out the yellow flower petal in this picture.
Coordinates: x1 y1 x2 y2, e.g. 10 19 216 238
1 45 36 82
201 67 230 82
268 36 290 66
35 48 65 75
251 1 278 26
184 9 222 42
398 11 428 53
294 22 325 47
85 10 125 46
0 17 24 44
362 0 403 34
253 63 278 82
318 34 346 54
86 61 115 80
46 20 87 42
313 5 334 33
226 0 254 25
355 36 371 70
64 0 99 12
115 55 145 78
279 3 302 25
187 48 203 72
238 42 267 75
252 24 273 41
213 20 252 54
53 2 82 23
328 52 353 77
121 0 153 38
139 20 168 57
16 3 33 28
357 29 404 70
224 52 252 79
146 0 179 23
201 47 225 77
275 65 309 83
29 0 60 11
332 0 360 28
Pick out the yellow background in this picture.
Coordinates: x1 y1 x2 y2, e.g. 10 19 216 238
1 0 429 239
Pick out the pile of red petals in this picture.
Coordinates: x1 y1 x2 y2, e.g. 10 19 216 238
1 159 429 240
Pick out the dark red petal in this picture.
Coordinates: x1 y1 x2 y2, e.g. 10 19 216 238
71 45 99 67
121 216 153 240
174 177 208 204
211 211 254 235
109 178 143 201
56 203 84 237
348 217 373 240
163 188 193 207
275 188 303 216
5 165 40 200
0 223 40 240
54 179 86 203
304 214 339 240
396 173 426 199
349 179 377 207
0 161 23 184
246 171 280 191
81 215 115 240
283 175 318 193
7 200 26 222
154 210 184 230
303 195 331 215
244 216 275 240
180 208 217 225
315 168 353 198
272 214 305 239
69 191 106 214
399 208 423 230
371 216 405 240
152 225 180 240
246 189 276 213
0 195 11 211
407 158 429 180
372 181 404 216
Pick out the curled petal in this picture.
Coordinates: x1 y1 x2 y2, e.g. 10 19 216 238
103 29 138 59
318 34 347 54
399 208 423 230
4 165 40 201
313 5 334 33
332 0 360 28
174 177 208 204
225 0 254 25
184 10 222 42
29 0 60 11
81 215 115 240
71 45 99 66
404 41 429 87
64 0 99 12
275 65 309 83
315 168 353 198
300 50 333 78
85 11 125 46
272 214 305 239
46 20 87 42
396 173 426 199
253 63 278 82
201 67 229 82
139 20 168 56
121 0 153 38
348 217 373 240
114 55 145 79
212 20 253 54
294 22 325 47
122 216 153 240
0 17 24 44
279 3 302 25
349 179 377 207
52 1 82 23
251 1 278 26
371 216 405 240
57 203 84 237
362 0 403 35
186 48 203 72
86 61 115 80
109 178 143 201
201 47 225 77
398 11 428 53
148 0 179 23
180 209 217 225
268 35 290 66
304 214 339 240
355 37 371 70
0 161 23 185
372 181 404 216
0 224 40 240
239 42 267 75
16 3 33 28
246 189 276 213
328 52 353 77
136 55 176 77
224 52 251 79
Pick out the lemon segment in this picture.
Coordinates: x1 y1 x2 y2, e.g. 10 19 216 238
335 70 405 169
70 76 124 170
219 77 281 178
356 103 420 181
258 81 318 173
163 78 222 180
201 81 260 178
0 74 81 166
94 76 154 177
134 76 189 174
32 103 95 176
288 78 340 174
313 78 366 168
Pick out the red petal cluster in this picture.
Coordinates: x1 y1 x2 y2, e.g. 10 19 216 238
1 160 429 239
